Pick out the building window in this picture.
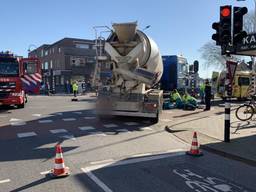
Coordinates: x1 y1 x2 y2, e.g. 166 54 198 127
61 76 64 85
45 50 48 56
55 76 60 85
92 45 97 50
50 60 53 69
41 50 44 57
71 56 86 66
44 62 49 70
52 48 55 53
75 43 89 49
106 63 110 69
58 48 61 53
87 57 95 63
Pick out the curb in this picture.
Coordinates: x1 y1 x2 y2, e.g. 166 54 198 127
165 125 256 167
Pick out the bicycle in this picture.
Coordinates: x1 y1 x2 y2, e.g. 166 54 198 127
235 95 256 121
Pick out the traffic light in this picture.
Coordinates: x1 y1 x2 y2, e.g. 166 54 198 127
220 5 232 44
212 22 220 45
233 7 248 45
193 60 199 73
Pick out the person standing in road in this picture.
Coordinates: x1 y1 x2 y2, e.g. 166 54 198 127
204 79 212 111
72 81 78 97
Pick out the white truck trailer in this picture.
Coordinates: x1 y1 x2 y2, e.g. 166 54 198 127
96 22 163 123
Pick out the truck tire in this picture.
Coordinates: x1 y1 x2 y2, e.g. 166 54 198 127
151 111 159 124
17 97 25 108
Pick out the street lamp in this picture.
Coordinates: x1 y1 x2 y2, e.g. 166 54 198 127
27 44 37 57
142 25 151 31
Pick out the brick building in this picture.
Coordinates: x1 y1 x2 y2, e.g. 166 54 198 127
29 38 97 93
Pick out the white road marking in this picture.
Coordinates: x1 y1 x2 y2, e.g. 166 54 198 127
62 118 76 121
60 135 76 140
103 124 118 128
73 112 82 115
84 116 96 120
11 122 26 126
82 149 185 192
131 153 152 157
78 126 95 131
9 118 22 122
88 132 106 136
39 120 53 123
139 127 153 131
124 122 139 126
160 119 172 122
17 132 37 138
55 112 63 116
0 179 11 184
40 170 51 175
90 149 185 170
50 129 68 134
90 159 114 165
81 168 113 192
116 129 129 132
32 114 42 117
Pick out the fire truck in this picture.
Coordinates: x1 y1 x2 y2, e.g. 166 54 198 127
0 51 41 108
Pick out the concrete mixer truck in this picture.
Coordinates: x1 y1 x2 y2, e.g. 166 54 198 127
96 22 163 123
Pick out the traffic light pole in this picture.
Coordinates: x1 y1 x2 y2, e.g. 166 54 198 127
224 55 233 143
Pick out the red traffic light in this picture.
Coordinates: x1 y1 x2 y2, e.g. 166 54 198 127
221 7 231 17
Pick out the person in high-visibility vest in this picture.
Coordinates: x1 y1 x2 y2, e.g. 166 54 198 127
72 81 78 97
171 89 183 109
182 92 197 110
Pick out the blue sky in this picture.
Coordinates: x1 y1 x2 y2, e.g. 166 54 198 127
0 0 254 78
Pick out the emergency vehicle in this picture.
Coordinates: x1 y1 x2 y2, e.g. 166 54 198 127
0 51 41 108
216 70 254 100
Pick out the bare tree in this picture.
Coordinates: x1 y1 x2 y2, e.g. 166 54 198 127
199 11 255 69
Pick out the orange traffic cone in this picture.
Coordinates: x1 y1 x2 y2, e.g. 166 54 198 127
186 132 203 157
49 144 70 178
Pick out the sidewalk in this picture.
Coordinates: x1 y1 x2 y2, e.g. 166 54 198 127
163 107 256 166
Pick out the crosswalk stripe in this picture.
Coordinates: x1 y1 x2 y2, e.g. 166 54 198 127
116 129 130 133
32 114 42 117
140 127 153 131
0 179 11 184
11 122 26 126
160 119 172 122
62 118 76 121
103 124 118 128
17 132 37 138
9 118 22 122
78 126 95 131
50 129 68 134
88 132 106 136
124 122 139 126
59 135 76 140
73 112 82 115
84 117 96 120
39 120 53 123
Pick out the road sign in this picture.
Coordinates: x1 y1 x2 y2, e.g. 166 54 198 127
226 60 237 83
236 33 256 56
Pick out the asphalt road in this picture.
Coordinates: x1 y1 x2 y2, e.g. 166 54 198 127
0 95 255 192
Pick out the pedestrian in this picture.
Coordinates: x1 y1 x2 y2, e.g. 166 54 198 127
72 81 78 97
65 80 70 94
199 83 205 104
204 79 212 111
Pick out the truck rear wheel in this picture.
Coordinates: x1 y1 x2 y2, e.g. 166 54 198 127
151 111 159 124
17 97 25 108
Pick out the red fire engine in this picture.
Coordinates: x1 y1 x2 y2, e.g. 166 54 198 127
0 51 41 108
